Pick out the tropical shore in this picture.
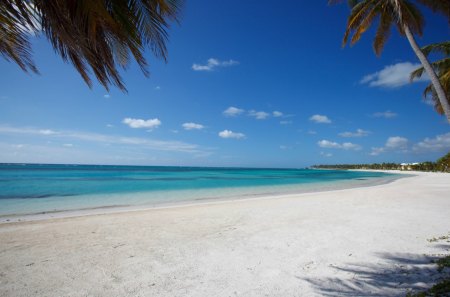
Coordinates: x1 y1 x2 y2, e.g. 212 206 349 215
1 171 449 296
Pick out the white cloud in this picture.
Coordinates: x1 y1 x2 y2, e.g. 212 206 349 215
106 124 114 128
122 118 161 129
218 130 245 139
369 147 386 156
341 142 361 150
104 94 110 98
155 86 161 90
318 140 340 148
413 132 450 152
0 125 208 155
320 152 333 157
339 129 370 138
63 143 73 147
318 140 361 150
360 62 429 88
310 114 332 124
280 120 292 125
223 106 245 117
248 110 270 120
192 58 239 71
279 145 291 150
307 130 317 135
182 122 204 130
372 110 398 118
370 136 409 156
39 129 58 135
273 111 283 117
386 136 408 149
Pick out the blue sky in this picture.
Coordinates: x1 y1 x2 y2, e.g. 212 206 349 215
1 1 449 168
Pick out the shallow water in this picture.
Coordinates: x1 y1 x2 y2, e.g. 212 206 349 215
0 164 402 216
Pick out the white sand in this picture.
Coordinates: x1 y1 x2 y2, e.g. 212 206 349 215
0 171 449 296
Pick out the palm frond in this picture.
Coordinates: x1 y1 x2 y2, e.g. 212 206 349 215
0 1 38 73
1 0 182 91
417 56 450 115
423 83 446 115
399 0 425 36
342 0 377 46
411 58 450 80
328 0 359 7
416 0 450 21
373 5 393 56
410 66 426 81
350 2 382 45
421 41 450 56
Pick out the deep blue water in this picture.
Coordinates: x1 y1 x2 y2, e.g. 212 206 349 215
0 164 399 216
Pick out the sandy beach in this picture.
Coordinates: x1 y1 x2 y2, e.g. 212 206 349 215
1 171 449 297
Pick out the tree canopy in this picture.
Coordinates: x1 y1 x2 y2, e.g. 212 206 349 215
0 0 182 91
410 42 450 115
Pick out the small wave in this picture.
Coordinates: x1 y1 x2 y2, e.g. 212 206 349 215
0 193 77 199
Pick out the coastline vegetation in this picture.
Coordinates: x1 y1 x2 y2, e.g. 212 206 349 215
313 151 450 172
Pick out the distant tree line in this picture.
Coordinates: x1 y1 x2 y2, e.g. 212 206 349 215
313 152 450 173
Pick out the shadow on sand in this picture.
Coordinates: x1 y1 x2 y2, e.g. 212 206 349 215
304 251 450 297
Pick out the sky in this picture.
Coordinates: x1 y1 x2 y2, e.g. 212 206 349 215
1 1 449 168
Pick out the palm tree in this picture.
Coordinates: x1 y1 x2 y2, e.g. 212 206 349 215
436 151 450 172
0 0 181 92
330 0 450 123
410 42 450 115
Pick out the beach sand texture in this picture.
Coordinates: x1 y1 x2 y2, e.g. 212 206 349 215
1 171 449 296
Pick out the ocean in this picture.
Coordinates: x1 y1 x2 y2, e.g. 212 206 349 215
0 164 401 217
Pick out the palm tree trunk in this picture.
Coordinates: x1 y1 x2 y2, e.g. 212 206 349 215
403 25 450 124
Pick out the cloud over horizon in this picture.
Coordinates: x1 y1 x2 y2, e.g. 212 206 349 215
310 114 332 124
192 58 239 71
339 129 370 138
39 129 58 135
317 140 361 150
372 111 398 118
248 110 270 120
273 111 283 117
223 106 245 117
182 122 205 130
413 132 450 153
0 125 209 155
122 118 161 130
361 62 428 88
370 136 409 156
218 130 246 139
320 151 333 157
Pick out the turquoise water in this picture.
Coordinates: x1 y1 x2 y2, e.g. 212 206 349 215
0 164 400 216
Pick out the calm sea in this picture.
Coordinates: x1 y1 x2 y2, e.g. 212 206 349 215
0 164 400 217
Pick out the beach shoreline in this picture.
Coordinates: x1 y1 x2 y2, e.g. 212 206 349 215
0 170 449 296
0 169 409 224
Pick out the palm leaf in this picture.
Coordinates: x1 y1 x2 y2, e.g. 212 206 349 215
350 2 382 45
373 5 393 55
421 41 450 56
400 0 425 36
0 0 182 91
343 0 377 46
416 0 450 21
0 1 38 73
